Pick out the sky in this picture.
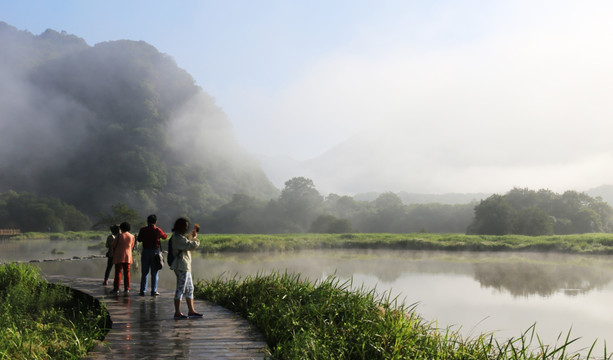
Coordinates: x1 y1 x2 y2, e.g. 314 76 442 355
2 1 613 194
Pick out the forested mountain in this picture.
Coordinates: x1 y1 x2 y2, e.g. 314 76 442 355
0 22 278 228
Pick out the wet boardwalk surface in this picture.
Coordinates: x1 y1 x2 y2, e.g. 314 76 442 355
45 275 268 359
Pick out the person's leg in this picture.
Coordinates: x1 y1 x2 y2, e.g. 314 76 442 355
124 263 131 291
185 273 201 316
140 249 151 294
187 298 196 314
113 263 121 292
174 270 188 317
174 299 182 317
104 257 113 284
150 250 160 294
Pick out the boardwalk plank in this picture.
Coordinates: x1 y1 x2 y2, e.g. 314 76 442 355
45 275 268 359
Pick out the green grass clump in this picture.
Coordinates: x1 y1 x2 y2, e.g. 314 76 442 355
195 272 607 360
0 263 111 359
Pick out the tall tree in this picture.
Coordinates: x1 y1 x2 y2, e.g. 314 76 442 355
468 195 514 235
278 177 323 232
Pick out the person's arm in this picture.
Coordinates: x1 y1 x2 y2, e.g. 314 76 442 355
185 236 200 250
175 234 199 251
157 227 167 240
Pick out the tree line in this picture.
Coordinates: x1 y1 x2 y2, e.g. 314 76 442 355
4 178 610 236
467 187 613 235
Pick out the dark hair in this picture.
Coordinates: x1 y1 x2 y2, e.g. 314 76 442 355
147 214 157 225
119 222 131 232
110 224 120 235
172 217 189 233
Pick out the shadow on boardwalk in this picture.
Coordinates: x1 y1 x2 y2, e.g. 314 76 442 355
45 276 268 360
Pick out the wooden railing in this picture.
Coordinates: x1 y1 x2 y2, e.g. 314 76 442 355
0 229 21 237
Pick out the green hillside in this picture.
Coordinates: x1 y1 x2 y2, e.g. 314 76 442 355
0 22 278 227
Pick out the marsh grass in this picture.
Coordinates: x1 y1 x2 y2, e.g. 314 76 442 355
195 272 609 360
0 263 111 359
15 232 613 255
11 231 106 241
187 233 613 255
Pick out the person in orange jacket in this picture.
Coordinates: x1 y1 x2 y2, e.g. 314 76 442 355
110 222 135 295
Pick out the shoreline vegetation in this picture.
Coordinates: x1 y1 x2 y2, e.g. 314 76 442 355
190 233 613 255
9 231 613 255
8 230 107 241
0 263 110 360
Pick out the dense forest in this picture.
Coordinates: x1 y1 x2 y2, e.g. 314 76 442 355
1 22 612 235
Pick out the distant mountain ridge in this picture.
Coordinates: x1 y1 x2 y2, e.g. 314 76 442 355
586 185 613 207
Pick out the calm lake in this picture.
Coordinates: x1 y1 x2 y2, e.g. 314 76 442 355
2 238 613 356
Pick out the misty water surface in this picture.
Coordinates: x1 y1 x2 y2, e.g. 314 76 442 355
2 239 613 356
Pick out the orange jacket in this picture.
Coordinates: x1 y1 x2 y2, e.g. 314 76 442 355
111 232 135 264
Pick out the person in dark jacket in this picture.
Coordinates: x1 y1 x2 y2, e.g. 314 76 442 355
103 224 120 285
137 214 167 296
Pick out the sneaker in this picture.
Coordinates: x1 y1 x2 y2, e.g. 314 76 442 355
188 312 203 318
124 290 130 295
139 292 145 296
110 290 119 295
151 291 160 296
174 314 188 320
103 280 108 286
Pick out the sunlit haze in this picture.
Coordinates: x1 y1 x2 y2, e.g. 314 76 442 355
3 1 613 195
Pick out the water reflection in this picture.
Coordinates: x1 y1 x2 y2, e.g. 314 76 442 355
473 261 612 297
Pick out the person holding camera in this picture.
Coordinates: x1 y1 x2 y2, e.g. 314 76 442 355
168 217 201 319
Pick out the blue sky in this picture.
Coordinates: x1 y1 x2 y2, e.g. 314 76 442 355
3 1 613 193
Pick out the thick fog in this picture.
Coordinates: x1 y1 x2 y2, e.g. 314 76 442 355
249 2 613 194
0 53 94 194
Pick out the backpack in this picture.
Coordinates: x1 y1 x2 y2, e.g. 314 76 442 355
167 236 175 269
167 236 182 269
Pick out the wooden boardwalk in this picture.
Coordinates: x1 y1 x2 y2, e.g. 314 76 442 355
45 276 268 359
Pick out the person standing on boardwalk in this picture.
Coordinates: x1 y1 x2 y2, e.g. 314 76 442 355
103 224 120 285
111 222 135 295
137 214 167 296
169 217 202 319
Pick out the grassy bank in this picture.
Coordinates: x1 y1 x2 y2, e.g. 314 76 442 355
195 272 606 360
191 233 613 255
0 263 111 359
10 230 106 241
14 232 613 255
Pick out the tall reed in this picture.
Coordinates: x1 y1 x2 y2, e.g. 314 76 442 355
195 272 608 359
